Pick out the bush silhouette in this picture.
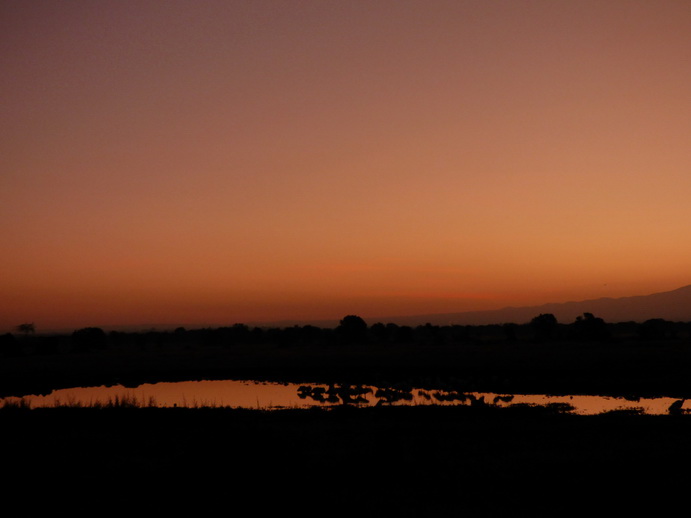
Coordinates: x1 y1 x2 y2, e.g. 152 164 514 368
573 313 609 341
530 313 558 341
336 315 368 344
72 327 107 352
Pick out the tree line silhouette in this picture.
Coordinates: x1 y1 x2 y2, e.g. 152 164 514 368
2 313 691 357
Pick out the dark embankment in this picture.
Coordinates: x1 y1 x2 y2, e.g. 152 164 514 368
3 339 691 398
2 404 689 514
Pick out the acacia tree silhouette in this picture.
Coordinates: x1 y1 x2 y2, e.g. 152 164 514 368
15 323 35 336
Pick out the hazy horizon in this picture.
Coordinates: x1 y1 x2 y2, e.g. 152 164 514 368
3 1 690 332
8 282 691 334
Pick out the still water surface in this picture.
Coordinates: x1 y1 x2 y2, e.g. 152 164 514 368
1 380 687 415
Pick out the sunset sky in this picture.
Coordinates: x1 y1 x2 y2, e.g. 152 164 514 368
2 1 690 332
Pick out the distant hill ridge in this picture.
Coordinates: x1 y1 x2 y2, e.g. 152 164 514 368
71 285 691 332
375 285 691 326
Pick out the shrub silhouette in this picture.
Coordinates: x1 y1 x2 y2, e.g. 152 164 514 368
638 319 675 341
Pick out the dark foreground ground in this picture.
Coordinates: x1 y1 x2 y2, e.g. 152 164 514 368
3 338 691 398
3 339 691 514
2 403 690 515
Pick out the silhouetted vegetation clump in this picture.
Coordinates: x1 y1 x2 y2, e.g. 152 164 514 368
336 315 369 344
5 312 691 360
530 313 558 342
15 323 35 336
572 313 610 341
6 312 691 400
0 333 19 357
72 327 108 352
392 324 414 343
639 319 677 341
6 312 691 360
503 323 519 342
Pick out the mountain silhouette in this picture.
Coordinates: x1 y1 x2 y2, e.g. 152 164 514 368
375 285 691 326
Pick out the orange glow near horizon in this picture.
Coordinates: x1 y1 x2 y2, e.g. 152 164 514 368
2 1 691 332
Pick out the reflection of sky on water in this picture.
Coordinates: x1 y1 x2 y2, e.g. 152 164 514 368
0 380 687 415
